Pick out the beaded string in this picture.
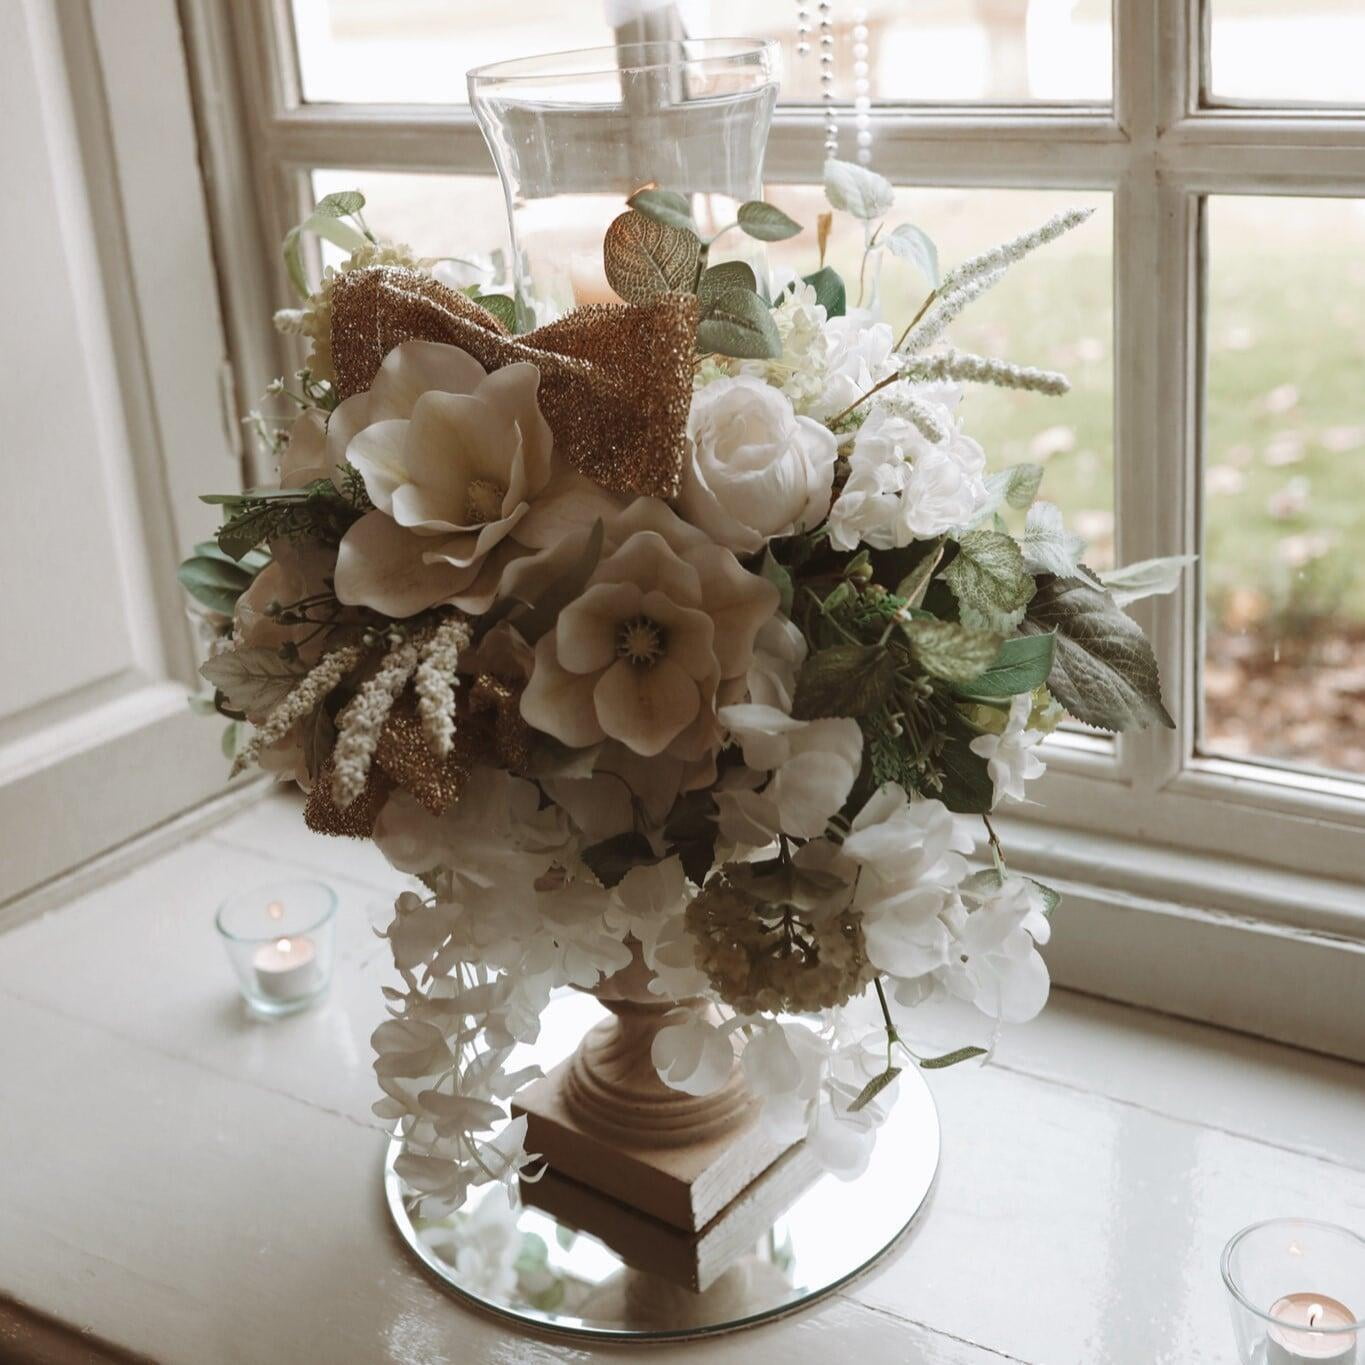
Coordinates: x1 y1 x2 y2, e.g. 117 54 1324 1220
796 1 873 165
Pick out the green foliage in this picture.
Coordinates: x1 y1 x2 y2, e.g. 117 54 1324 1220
901 619 1002 686
602 209 701 303
208 478 364 561
698 261 758 310
282 189 369 300
883 223 940 287
800 265 847 318
943 530 1036 632
962 867 1062 915
662 791 720 887
1019 500 1096 582
470 292 516 330
580 832 658 887
919 1046 988 1070
824 158 894 221
696 287 781 359
626 187 695 232
1099 555 1194 607
736 200 803 242
177 541 269 615
976 464 1046 523
848 1066 901 1113
934 710 996 813
792 644 898 720
953 632 1056 699
1022 575 1175 731
759 548 794 615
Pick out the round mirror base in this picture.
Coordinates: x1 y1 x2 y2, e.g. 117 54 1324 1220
384 1062 939 1342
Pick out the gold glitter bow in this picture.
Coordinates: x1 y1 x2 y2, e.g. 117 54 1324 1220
329 267 699 499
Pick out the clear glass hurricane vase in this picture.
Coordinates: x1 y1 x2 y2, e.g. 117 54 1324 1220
469 39 779 327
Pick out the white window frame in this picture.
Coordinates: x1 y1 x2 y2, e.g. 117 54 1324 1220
191 0 1365 1058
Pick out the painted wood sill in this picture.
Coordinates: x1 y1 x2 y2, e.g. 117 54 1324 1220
0 791 1360 1364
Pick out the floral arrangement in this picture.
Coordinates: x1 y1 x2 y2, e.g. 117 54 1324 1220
182 160 1182 1215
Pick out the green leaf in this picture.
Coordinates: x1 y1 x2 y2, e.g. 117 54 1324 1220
943 530 1036 633
663 791 719 887
626 187 695 232
698 260 758 312
800 265 846 318
895 540 944 608
217 507 275 561
580 832 659 889
792 644 897 720
977 464 1045 522
1099 555 1195 608
936 710 996 813
193 540 270 576
902 619 1002 685
954 633 1056 699
736 200 802 242
200 648 306 715
221 721 241 761
883 223 940 286
1021 576 1174 732
962 868 1062 915
1020 501 1096 583
848 1066 901 1114
177 554 255 615
602 209 701 304
312 189 365 219
759 549 794 615
282 226 308 300
823 158 894 221
695 288 781 359
470 292 516 330
919 1046 987 1070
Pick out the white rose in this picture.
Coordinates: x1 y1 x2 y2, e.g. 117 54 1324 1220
679 376 837 554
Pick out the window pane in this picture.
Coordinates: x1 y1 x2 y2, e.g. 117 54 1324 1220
715 0 1111 103
292 0 614 104
1203 196 1365 779
1210 2 1365 105
291 0 1111 106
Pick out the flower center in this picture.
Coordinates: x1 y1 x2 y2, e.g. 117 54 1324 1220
616 615 667 668
465 478 506 525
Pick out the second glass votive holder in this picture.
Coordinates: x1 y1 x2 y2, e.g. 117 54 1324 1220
215 880 337 1017
1222 1218 1365 1364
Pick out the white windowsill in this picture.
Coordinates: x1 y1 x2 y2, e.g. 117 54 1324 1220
0 790 1361 1363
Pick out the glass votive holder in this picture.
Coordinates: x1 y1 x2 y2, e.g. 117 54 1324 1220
215 881 337 1017
1222 1219 1365 1364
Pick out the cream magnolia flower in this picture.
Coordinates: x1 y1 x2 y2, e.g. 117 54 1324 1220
827 403 990 551
334 340 616 618
680 377 837 554
520 500 779 761
715 703 863 842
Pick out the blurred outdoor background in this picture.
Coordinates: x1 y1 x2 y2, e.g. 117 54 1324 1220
302 0 1364 778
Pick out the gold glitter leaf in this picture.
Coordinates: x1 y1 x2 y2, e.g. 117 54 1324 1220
329 267 698 498
602 211 701 304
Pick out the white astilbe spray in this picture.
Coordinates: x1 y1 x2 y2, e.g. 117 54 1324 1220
231 642 365 777
894 393 950 443
331 634 425 809
938 207 1094 294
413 616 471 759
898 267 1006 355
902 348 1070 397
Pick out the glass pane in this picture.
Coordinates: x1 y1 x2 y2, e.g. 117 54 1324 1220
1210 1 1365 105
1203 196 1365 778
767 185 1114 564
291 0 1111 106
291 0 614 104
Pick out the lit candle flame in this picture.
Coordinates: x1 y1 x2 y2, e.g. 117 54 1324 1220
276 938 291 953
1308 1304 1324 1328
267 900 284 921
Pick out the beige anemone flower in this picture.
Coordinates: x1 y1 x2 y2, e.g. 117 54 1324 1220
333 340 617 618
520 500 780 761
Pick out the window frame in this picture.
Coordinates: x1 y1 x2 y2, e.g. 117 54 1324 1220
197 0 1365 1058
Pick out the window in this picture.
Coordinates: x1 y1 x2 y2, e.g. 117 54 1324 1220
202 1 1365 1052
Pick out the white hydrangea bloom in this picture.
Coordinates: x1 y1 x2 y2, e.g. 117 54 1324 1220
970 693 1048 805
938 876 1052 1023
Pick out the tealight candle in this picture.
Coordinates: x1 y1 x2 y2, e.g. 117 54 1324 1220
1267 1295 1358 1365
251 935 321 1002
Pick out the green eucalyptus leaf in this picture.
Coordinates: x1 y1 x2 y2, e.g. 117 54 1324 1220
736 200 803 241
801 265 846 318
696 287 781 359
883 223 940 286
792 644 897 720
626 187 695 231
902 619 1002 685
471 292 516 330
919 1046 987 1070
943 530 1036 633
823 158 894 221
698 260 758 311
177 555 255 616
954 632 1056 699
1021 575 1174 732
602 209 701 304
